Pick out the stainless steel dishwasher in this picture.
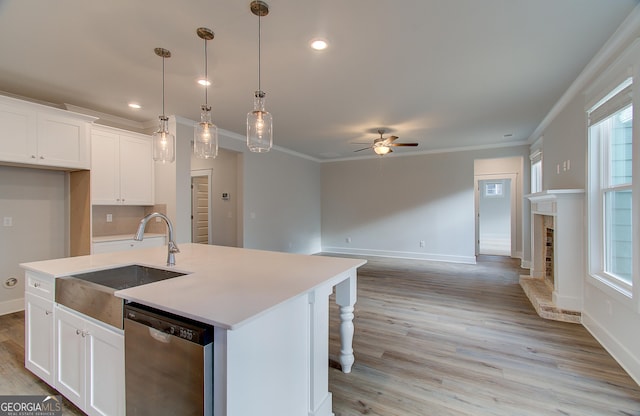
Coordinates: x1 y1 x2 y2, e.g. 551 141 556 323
124 303 214 416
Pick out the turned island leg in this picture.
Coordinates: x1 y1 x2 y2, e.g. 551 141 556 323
335 273 357 373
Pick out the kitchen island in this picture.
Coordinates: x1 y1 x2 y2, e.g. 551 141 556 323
21 243 365 416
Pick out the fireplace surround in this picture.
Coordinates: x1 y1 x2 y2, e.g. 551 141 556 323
520 190 584 323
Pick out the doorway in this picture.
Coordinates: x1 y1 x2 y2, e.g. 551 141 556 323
474 174 517 257
191 169 212 244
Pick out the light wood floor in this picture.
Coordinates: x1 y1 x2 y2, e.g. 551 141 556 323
1 255 639 415
327 255 640 416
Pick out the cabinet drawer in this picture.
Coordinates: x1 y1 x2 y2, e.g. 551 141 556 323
25 272 54 300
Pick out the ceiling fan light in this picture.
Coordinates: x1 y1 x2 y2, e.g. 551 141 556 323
374 145 391 155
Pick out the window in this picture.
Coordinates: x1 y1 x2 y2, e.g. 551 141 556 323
484 182 503 197
588 78 633 292
530 148 543 194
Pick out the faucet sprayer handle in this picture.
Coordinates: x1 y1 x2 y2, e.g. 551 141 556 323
168 241 180 253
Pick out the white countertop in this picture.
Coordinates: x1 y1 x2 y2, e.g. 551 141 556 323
21 244 365 330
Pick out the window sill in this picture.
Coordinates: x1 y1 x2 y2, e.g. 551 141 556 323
588 272 635 310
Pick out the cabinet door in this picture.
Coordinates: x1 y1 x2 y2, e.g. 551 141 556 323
86 321 125 416
37 112 90 169
119 134 154 205
91 130 120 204
24 292 55 385
0 101 37 164
55 306 86 410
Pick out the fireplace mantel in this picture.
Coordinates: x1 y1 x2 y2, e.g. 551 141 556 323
521 189 585 322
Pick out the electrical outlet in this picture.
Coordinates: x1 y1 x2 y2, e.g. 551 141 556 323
3 217 12 227
3 277 18 289
419 240 425 248
106 214 113 223
346 237 352 243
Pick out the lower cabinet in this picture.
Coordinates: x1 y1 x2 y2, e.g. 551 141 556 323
55 305 125 416
24 292 55 385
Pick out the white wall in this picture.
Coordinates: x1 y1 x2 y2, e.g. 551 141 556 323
241 145 322 254
0 166 67 313
535 9 640 383
163 119 322 255
321 146 528 263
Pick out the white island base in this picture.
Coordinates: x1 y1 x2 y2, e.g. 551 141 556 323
22 244 365 416
212 270 358 416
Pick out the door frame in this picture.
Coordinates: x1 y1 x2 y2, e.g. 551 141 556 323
191 169 212 244
474 173 517 257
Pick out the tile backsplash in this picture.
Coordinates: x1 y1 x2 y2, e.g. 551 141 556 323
92 204 167 237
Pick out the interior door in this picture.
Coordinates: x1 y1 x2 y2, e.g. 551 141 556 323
478 178 512 256
191 175 209 244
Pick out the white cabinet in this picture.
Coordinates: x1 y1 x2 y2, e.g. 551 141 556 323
25 291 55 385
92 235 165 254
0 95 93 169
24 272 55 386
91 126 154 205
55 305 125 416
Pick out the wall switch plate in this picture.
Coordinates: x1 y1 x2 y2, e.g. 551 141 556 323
3 217 12 227
346 237 352 243
106 214 113 223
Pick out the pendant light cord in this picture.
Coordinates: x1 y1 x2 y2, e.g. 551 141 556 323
161 56 166 118
204 37 209 107
258 11 261 92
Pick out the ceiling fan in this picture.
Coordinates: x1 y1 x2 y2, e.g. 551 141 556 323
353 129 419 155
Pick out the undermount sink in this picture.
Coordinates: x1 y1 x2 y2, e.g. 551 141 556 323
55 265 187 329
69 264 186 290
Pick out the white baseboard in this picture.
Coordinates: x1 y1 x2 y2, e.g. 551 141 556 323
582 310 640 385
0 297 24 316
321 247 476 264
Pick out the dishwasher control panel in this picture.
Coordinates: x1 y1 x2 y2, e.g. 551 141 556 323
124 303 213 345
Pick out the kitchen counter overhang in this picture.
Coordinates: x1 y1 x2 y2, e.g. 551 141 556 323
21 243 365 330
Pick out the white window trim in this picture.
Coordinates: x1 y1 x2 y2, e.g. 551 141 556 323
585 39 640 312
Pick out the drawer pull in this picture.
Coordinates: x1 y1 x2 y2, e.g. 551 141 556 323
33 282 40 288
45 310 52 315
76 329 82 335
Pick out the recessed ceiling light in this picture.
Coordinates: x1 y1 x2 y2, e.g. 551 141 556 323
198 78 211 86
310 38 328 51
128 103 141 109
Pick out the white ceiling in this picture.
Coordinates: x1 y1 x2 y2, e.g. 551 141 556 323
0 0 637 160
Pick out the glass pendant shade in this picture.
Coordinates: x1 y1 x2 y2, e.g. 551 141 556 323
152 116 176 163
247 91 272 152
194 105 218 159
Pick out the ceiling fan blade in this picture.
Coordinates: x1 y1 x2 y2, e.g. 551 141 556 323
354 147 372 152
390 143 419 147
386 135 399 143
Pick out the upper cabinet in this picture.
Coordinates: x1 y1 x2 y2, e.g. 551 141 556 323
0 95 94 170
91 126 154 206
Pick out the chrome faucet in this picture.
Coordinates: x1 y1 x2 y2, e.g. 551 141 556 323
134 212 180 266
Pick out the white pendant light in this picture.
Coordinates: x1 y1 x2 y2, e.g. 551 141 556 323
152 48 176 163
194 27 219 159
247 0 273 153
